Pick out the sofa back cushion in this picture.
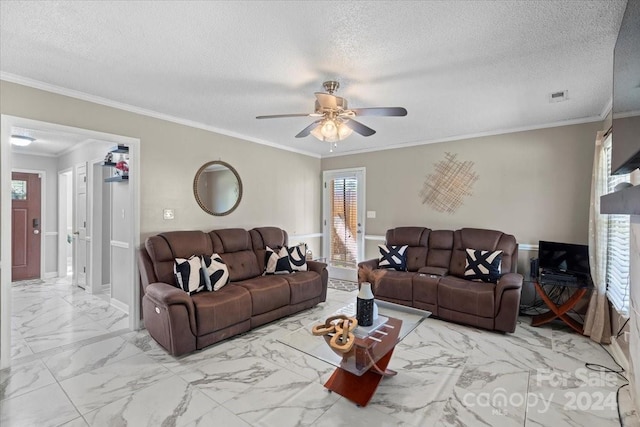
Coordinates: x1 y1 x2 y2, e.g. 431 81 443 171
449 228 518 277
385 227 430 272
145 231 213 286
250 227 289 272
209 228 261 281
427 230 454 269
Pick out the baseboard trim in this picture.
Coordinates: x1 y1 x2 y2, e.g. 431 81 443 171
110 298 129 314
609 336 629 372
43 272 57 279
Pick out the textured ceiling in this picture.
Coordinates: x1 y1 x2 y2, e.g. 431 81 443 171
10 126 91 157
0 1 627 158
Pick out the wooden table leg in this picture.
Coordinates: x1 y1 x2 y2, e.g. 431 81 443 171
531 282 587 333
324 346 395 407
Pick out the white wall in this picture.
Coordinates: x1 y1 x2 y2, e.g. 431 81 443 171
11 153 58 276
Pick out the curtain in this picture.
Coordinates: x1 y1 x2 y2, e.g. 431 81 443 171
583 131 611 344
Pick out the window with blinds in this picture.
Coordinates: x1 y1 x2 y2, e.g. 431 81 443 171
604 138 630 315
329 177 358 268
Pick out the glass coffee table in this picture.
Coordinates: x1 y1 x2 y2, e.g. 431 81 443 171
278 300 431 407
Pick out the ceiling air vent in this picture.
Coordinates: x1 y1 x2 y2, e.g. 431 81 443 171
549 90 569 103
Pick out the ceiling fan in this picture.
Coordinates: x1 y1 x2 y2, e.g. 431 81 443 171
256 81 407 147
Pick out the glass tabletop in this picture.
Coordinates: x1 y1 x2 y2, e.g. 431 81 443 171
278 300 431 376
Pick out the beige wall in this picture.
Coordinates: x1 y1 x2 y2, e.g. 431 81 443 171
322 122 601 270
0 82 322 254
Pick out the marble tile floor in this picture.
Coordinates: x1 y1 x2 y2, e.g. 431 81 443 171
1 277 639 427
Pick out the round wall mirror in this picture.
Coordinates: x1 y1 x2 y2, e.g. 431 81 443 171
193 160 243 216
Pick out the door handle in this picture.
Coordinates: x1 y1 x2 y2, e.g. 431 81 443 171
73 231 80 235
33 230 40 235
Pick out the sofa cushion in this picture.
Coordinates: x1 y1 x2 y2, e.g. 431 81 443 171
201 254 230 291
235 276 291 315
427 230 454 269
386 227 430 271
250 227 288 272
209 229 262 281
412 273 440 305
191 284 252 335
265 246 293 274
378 245 408 271
174 256 206 295
287 244 308 272
438 276 495 318
146 231 213 286
373 270 416 302
283 271 323 305
464 249 502 283
449 228 517 277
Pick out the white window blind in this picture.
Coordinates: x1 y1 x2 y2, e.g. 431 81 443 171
330 177 358 268
604 137 630 315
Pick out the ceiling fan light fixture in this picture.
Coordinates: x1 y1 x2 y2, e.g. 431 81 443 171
10 135 36 146
337 120 353 139
320 119 337 139
311 118 352 144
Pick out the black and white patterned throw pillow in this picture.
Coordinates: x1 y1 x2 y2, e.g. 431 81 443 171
464 249 503 283
265 246 293 274
174 255 206 294
201 253 230 291
378 245 408 271
287 244 308 272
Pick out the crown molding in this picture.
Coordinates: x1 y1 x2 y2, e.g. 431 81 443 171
10 149 57 158
323 114 606 158
0 73 321 159
2 72 612 161
599 97 613 120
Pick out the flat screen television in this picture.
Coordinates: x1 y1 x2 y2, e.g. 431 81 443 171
538 241 590 276
611 0 640 175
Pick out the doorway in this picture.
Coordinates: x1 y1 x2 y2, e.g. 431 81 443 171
322 168 365 281
11 171 42 281
58 169 73 277
1 115 142 369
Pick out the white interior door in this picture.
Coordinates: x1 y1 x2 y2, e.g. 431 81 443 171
74 163 88 289
322 168 365 281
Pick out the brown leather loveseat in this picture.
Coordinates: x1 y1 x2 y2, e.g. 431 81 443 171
359 227 522 333
138 226 328 356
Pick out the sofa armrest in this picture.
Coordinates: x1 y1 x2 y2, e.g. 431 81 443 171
143 282 198 351
306 260 327 274
306 260 329 302
495 273 523 316
358 258 380 270
145 282 195 308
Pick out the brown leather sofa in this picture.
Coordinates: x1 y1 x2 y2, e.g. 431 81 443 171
358 227 522 333
138 226 328 356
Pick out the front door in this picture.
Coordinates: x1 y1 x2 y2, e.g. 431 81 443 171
322 168 365 281
74 163 88 289
11 172 41 281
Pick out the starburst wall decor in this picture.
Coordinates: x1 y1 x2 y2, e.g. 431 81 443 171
419 152 479 214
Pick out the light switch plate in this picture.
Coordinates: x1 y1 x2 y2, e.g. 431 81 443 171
163 209 175 220
367 211 376 219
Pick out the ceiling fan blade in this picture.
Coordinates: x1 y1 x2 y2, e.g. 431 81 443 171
256 113 311 119
314 92 338 109
295 119 323 138
344 119 376 137
349 107 408 117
